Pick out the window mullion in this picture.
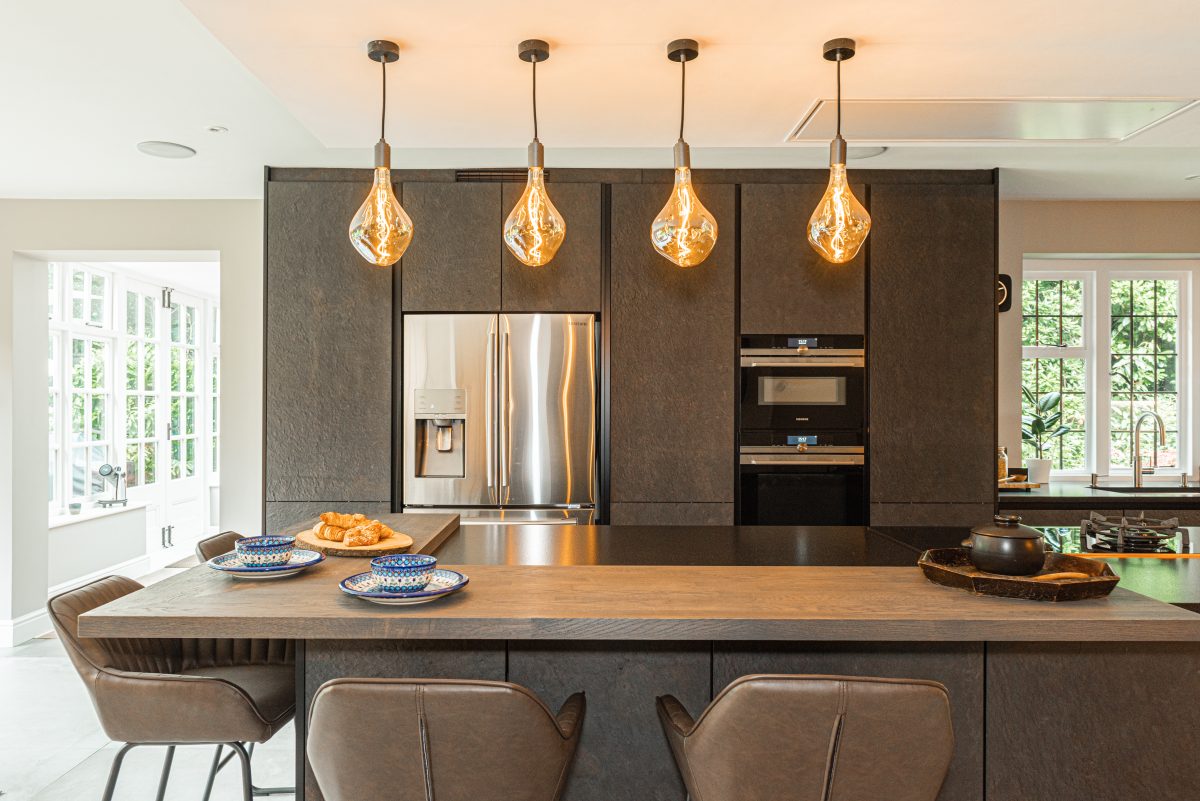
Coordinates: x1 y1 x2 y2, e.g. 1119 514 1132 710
1094 275 1111 477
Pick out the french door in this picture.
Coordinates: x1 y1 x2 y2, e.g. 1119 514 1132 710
117 282 209 563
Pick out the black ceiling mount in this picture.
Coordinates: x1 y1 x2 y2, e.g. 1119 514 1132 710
667 38 699 63
519 39 550 63
367 40 400 63
823 37 856 62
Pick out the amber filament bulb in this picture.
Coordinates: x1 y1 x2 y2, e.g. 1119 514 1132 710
651 166 718 268
807 163 870 264
349 166 413 267
349 40 413 268
504 166 566 267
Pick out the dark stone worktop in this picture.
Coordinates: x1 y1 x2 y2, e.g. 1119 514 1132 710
998 481 1200 510
432 523 1200 610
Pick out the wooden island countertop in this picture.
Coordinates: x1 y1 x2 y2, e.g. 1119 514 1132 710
79 558 1200 642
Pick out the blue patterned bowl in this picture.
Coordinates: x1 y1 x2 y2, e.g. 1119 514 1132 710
235 535 296 567
371 554 437 593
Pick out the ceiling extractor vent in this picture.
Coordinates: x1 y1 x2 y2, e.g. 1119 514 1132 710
787 98 1198 144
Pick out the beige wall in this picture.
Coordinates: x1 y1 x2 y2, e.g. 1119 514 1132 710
998 200 1200 463
0 199 261 644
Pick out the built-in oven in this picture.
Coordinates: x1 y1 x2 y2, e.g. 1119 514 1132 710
739 335 865 432
738 431 866 525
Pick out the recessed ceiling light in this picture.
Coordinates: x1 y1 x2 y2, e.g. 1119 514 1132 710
136 140 196 159
206 125 228 134
848 146 887 160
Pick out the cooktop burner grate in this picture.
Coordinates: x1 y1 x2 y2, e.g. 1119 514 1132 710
1081 512 1190 554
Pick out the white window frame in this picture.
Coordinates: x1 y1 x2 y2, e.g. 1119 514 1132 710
48 263 220 515
1022 259 1195 480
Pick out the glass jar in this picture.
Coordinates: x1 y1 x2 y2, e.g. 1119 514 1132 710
997 446 1009 481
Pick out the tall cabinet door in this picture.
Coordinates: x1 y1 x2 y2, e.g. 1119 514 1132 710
868 183 997 525
265 179 394 529
740 183 865 334
401 182 502 312
609 182 736 525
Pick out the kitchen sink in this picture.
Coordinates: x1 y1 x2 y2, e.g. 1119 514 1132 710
1092 486 1200 494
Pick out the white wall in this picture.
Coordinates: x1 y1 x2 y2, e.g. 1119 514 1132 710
0 199 261 645
998 201 1200 463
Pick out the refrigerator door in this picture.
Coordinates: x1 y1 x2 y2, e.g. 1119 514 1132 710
499 313 597 508
403 314 497 507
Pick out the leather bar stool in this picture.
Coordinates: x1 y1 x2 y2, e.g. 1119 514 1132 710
657 674 954 801
48 576 295 801
196 530 243 562
308 678 585 801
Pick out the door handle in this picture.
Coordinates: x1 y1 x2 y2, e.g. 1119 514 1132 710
499 326 511 492
485 319 496 497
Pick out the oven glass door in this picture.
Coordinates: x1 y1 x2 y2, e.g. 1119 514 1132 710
738 464 865 525
740 366 864 431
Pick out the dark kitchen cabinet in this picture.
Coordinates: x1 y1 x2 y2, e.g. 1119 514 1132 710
868 183 997 520
740 182 866 334
264 179 394 507
502 181 603 312
401 182 502 311
609 182 736 521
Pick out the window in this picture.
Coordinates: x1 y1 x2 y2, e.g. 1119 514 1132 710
48 263 219 516
209 303 220 476
1021 263 1192 477
122 287 160 488
168 300 199 480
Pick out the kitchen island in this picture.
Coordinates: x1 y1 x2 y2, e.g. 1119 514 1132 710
80 525 1200 801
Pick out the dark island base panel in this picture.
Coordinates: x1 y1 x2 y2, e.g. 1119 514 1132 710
299 640 1200 801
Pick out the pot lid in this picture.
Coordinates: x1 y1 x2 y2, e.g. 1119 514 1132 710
971 514 1044 539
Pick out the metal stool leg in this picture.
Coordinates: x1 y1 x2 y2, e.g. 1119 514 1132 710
154 745 175 801
229 742 254 801
201 744 223 801
100 743 136 801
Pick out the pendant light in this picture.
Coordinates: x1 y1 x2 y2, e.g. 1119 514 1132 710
650 39 718 268
503 39 566 267
807 38 871 265
348 39 414 268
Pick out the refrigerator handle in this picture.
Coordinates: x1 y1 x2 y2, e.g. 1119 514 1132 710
485 317 496 498
499 324 511 492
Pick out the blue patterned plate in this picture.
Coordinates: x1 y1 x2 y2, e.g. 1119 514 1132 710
207 549 325 579
340 569 469 605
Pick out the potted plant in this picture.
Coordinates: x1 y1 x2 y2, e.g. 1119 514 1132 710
1021 387 1069 484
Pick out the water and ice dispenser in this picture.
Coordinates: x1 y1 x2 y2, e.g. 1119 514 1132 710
413 389 467 478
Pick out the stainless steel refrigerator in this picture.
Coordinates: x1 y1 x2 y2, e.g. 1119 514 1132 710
402 313 597 524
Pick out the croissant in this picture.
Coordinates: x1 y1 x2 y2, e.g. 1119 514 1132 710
313 522 347 542
345 521 385 548
320 512 367 529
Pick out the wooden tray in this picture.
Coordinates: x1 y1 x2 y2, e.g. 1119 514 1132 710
295 526 414 558
918 548 1119 601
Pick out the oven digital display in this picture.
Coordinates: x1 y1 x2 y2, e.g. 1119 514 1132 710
786 435 818 446
759 376 846 406
788 337 819 349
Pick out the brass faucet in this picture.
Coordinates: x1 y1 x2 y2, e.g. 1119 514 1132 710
1133 412 1166 489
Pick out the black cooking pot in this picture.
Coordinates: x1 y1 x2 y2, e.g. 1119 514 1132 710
961 515 1046 576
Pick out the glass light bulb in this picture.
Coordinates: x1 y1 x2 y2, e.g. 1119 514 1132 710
348 167 413 267
807 163 871 264
503 167 566 267
650 167 718 268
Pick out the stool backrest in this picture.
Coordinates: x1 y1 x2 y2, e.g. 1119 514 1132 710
662 674 954 801
309 678 582 801
195 531 242 562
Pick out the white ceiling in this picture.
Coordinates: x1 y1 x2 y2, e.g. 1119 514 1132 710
2 0 1200 199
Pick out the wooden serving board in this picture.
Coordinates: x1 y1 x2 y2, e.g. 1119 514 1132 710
295 526 414 557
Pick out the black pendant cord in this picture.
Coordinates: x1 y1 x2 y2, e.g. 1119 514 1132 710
835 56 842 139
380 57 387 141
678 57 687 141
532 56 539 141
